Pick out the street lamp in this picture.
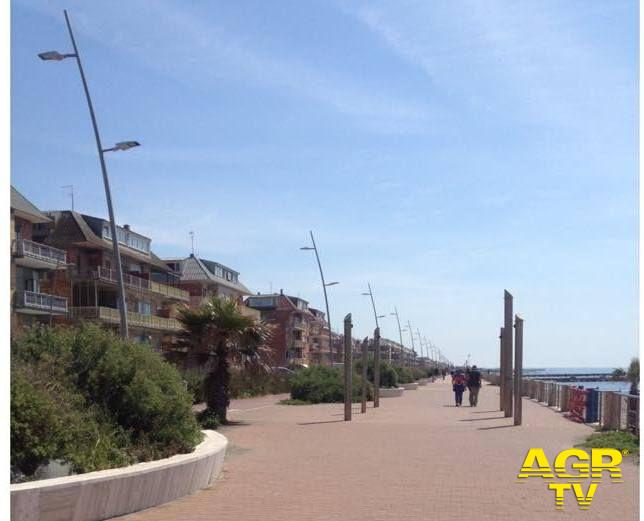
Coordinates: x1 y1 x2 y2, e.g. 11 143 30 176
390 307 404 364
361 283 382 329
300 231 337 365
104 141 141 152
38 10 139 339
405 320 415 367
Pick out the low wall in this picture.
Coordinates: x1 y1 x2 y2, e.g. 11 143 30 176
401 383 419 391
11 430 228 521
380 387 404 398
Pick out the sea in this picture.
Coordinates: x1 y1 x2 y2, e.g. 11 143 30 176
522 367 632 394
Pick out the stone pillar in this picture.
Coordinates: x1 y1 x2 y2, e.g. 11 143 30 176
503 290 514 417
374 327 381 408
344 313 352 422
513 315 523 425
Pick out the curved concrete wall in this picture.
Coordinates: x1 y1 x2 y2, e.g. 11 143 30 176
11 430 227 521
380 387 404 397
401 383 419 390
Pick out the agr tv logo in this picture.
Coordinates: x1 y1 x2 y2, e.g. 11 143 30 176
517 448 624 510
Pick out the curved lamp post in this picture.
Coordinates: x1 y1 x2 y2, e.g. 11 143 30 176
38 10 140 339
300 231 338 364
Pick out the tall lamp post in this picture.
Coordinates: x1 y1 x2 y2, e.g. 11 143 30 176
300 231 338 364
39 10 140 339
361 283 385 328
390 307 405 365
405 320 416 366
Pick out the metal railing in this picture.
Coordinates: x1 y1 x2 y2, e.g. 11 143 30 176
15 239 67 265
93 267 189 301
17 290 68 313
71 306 183 332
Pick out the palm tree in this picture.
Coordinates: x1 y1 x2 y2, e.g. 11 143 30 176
177 297 273 424
627 357 639 396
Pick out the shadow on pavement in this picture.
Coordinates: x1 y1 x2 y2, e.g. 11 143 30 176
477 424 517 430
459 416 506 421
298 420 346 426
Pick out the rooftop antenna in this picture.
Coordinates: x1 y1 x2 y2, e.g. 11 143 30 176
189 230 195 255
61 185 74 211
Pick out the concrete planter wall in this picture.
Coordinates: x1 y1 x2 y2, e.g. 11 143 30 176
417 380 428 386
401 383 419 391
11 430 227 521
379 387 404 398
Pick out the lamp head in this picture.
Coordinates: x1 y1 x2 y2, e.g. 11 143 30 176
38 50 68 61
113 141 141 151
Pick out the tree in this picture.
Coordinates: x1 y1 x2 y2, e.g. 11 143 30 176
177 297 273 424
611 368 626 380
627 357 639 396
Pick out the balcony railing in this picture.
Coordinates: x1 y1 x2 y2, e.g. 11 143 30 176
93 267 189 302
71 306 183 332
16 290 68 313
15 239 67 266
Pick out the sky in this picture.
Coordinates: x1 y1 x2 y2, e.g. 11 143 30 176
11 0 638 368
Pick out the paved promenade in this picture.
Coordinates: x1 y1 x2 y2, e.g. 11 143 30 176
119 380 638 521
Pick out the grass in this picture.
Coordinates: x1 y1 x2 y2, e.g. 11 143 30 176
577 430 639 463
279 399 313 406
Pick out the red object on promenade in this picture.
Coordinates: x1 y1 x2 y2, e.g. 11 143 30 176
567 388 587 423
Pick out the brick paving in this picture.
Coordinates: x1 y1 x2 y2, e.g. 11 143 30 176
118 380 638 521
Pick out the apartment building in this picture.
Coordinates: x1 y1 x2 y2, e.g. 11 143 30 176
40 210 190 349
11 187 69 333
308 307 333 364
245 291 317 366
163 254 258 319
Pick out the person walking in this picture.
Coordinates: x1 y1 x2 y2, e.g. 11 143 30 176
468 365 482 407
452 369 466 406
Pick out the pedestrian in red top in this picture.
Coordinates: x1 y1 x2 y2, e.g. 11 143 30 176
452 369 466 406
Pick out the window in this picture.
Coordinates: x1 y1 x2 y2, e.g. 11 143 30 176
137 300 152 315
102 224 150 253
247 297 275 308
215 266 223 278
226 271 233 281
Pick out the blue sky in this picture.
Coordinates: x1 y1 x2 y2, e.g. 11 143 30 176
11 0 638 367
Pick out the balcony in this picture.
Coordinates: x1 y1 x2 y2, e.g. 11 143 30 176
71 306 183 332
291 338 306 348
92 267 189 302
15 290 68 314
13 239 67 270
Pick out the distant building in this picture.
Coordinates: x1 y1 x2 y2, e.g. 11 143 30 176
11 187 69 333
163 254 258 320
308 308 333 364
245 291 320 366
41 210 189 349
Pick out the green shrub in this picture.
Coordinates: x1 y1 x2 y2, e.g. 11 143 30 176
290 366 373 403
229 368 291 399
11 324 202 480
395 366 416 384
355 357 399 388
181 368 208 404
196 408 221 429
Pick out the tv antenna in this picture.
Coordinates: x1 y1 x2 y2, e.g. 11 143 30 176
61 185 74 211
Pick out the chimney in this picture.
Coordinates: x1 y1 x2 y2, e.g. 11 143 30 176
123 224 130 230
280 289 284 295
